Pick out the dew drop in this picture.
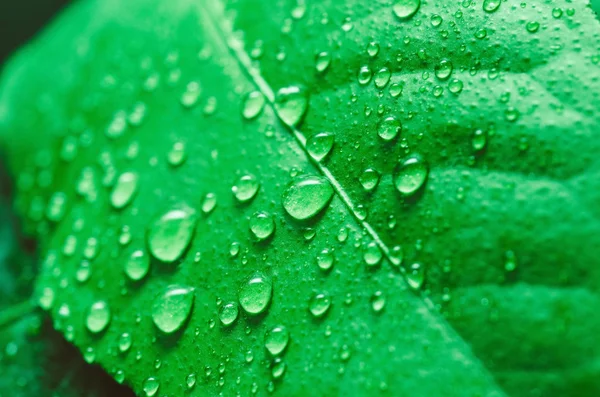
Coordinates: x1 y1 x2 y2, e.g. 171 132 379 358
265 325 290 356
282 175 334 221
366 41 380 57
232 174 260 203
110 172 138 209
147 206 197 263
143 377 160 397
271 359 287 380
201 192 217 214
38 287 55 310
315 52 331 74
86 300 111 334
125 250 149 281
406 262 425 290
431 14 443 27
309 293 331 318
118 332 132 352
219 302 239 326
151 285 195 334
363 241 383 267
249 212 276 241
526 21 540 33
472 129 488 152
167 142 186 167
307 132 334 161
377 116 402 141
274 85 308 127
357 66 372 85
393 155 429 196
180 81 201 108
316 248 334 271
448 78 464 94
434 59 453 80
393 0 421 20
186 373 197 389
370 291 386 313
482 0 500 13
242 91 265 120
359 168 380 192
239 273 272 315
374 68 391 89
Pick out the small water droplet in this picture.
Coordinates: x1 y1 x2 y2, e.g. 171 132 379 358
434 59 453 80
377 116 402 141
366 41 380 57
309 293 331 318
393 155 429 197
363 241 382 267
307 132 334 161
86 300 111 334
393 0 421 20
526 21 540 33
370 291 386 313
219 302 239 326
232 174 260 203
118 332 132 352
448 78 464 94
504 250 517 272
357 65 372 85
249 212 276 241
180 81 201 108
271 359 287 380
111 172 138 209
201 192 217 214
239 273 272 315
167 142 187 167
38 287 55 310
406 263 425 290
151 285 195 334
315 52 331 74
147 206 197 263
125 249 150 281
472 129 488 152
242 91 266 120
431 14 443 27
359 168 380 192
282 175 334 221
374 68 391 89
265 325 290 356
504 107 520 122
316 248 334 271
274 85 308 127
186 373 197 389
143 377 160 397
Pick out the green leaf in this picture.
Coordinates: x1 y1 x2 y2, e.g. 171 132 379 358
0 0 599 396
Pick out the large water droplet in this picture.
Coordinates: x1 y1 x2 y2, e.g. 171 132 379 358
434 59 453 80
151 285 195 334
393 0 421 20
483 0 500 12
242 91 266 120
143 377 160 397
363 242 383 267
232 174 260 203
249 212 276 241
86 300 111 334
377 116 402 141
111 172 138 209
359 168 380 192
309 293 331 318
282 175 334 221
274 86 308 127
265 325 290 356
316 248 334 271
147 206 197 263
393 156 429 197
239 273 272 315
307 132 334 161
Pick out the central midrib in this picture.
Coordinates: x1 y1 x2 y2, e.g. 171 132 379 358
199 0 507 394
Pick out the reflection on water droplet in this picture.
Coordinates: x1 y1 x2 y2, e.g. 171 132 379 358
147 206 197 263
239 273 272 315
282 175 333 221
151 285 195 334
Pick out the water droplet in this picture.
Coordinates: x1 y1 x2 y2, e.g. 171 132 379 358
448 79 464 94
434 59 453 80
359 168 380 192
315 52 331 74
366 41 380 57
118 332 132 352
201 192 217 214
370 291 386 313
38 287 55 310
186 373 197 389
393 0 421 20
472 129 488 152
239 273 272 315
309 293 331 318
363 242 382 267
274 85 308 127
86 300 111 334
271 359 287 380
242 91 265 120
110 172 138 209
46 192 67 222
151 285 195 334
526 21 540 33
393 155 429 197
339 344 351 361
147 206 197 263
431 14 443 27
316 249 334 271
377 116 402 141
474 28 487 39
406 263 425 290
390 245 404 266
249 212 276 241
265 325 290 356
124 249 149 281
180 81 201 108
552 7 563 18
143 377 160 397
76 261 91 283
282 175 334 221
374 68 391 89
337 227 348 242
505 107 520 122
83 346 96 363
232 174 260 203
389 83 403 97
307 132 334 161
482 0 500 13
219 302 239 326
167 142 187 167
505 250 517 272
357 66 372 85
